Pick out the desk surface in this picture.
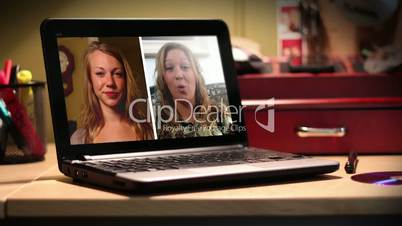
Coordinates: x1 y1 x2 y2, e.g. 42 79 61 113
1 144 402 218
0 145 57 218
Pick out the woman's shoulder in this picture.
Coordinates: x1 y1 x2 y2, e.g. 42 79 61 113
70 128 86 145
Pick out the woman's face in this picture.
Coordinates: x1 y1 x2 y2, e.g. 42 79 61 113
163 48 196 105
88 50 126 109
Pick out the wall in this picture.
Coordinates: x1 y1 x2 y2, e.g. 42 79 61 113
0 0 277 142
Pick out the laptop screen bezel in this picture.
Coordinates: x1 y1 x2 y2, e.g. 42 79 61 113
41 19 247 161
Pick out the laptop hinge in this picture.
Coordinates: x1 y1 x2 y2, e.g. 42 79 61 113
81 144 245 161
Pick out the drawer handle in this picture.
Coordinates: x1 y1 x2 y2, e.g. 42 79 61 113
296 126 346 138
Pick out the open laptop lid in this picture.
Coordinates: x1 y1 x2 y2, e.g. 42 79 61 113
41 19 247 162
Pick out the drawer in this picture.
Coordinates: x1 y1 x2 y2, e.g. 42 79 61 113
243 98 402 154
238 73 402 99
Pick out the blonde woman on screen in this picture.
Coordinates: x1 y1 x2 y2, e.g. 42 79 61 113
154 42 232 138
71 41 154 144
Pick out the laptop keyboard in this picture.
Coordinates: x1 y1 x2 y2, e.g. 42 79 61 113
79 148 307 174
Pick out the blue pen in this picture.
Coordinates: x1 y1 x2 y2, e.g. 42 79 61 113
0 98 26 149
0 99 10 159
0 99 12 124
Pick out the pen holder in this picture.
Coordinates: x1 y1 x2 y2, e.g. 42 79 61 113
0 81 46 164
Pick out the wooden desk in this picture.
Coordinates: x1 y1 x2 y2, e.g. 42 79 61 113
0 144 57 219
1 144 402 224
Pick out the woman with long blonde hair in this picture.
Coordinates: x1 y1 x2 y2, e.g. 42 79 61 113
71 41 154 144
154 42 232 138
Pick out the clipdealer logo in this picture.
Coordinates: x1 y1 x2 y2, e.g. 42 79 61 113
254 98 275 133
129 98 275 133
243 98 275 133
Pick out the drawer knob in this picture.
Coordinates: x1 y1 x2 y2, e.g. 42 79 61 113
296 126 346 138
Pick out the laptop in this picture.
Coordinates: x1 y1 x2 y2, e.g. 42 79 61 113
41 19 339 192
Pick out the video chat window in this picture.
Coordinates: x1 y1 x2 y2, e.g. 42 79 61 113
57 36 231 145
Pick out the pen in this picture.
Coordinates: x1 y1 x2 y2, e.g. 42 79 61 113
17 70 34 120
10 64 20 85
0 99 12 124
3 59 12 85
344 151 358 174
0 70 6 85
0 97 26 150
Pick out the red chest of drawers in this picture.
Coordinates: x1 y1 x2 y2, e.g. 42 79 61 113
238 72 402 154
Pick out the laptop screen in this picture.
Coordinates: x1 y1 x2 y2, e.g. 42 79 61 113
56 35 237 145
